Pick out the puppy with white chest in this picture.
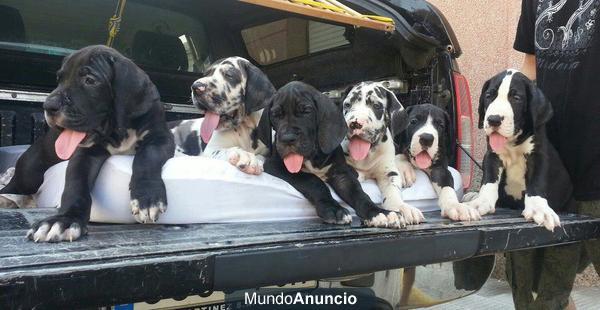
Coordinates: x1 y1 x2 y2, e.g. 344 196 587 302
341 82 424 224
258 81 405 228
173 57 275 174
398 104 481 221
464 70 573 231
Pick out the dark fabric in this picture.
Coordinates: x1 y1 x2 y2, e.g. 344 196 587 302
514 0 600 201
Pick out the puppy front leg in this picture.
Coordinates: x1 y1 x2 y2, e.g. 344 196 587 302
375 165 424 224
464 152 503 216
263 156 351 224
326 159 405 228
522 152 560 231
205 145 264 175
129 132 175 223
27 145 110 242
395 154 417 187
430 166 481 221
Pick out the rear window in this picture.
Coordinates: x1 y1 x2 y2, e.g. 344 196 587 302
241 18 350 66
0 0 209 73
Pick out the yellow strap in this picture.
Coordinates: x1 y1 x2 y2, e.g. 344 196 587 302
106 0 127 47
290 0 345 13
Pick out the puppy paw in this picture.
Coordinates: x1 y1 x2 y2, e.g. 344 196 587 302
130 181 168 223
364 209 406 229
461 192 479 203
397 161 416 188
26 215 86 242
397 203 425 225
441 202 481 222
0 195 18 209
464 195 496 216
228 148 263 175
130 199 167 224
318 206 352 225
523 196 561 231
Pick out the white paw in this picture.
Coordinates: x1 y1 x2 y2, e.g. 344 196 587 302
26 219 83 243
397 160 416 188
462 192 479 202
130 199 166 223
228 149 263 175
364 211 406 229
464 195 496 216
398 204 425 225
441 202 482 221
523 195 561 231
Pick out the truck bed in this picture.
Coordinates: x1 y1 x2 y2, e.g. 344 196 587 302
1 208 599 308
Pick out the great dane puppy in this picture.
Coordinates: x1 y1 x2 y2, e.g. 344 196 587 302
257 81 405 228
398 104 481 221
464 69 573 231
173 57 275 174
0 45 175 242
341 82 424 224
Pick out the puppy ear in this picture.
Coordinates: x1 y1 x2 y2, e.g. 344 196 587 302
313 89 347 154
110 52 156 131
526 80 553 129
478 79 491 129
382 87 408 138
255 97 273 151
240 59 275 114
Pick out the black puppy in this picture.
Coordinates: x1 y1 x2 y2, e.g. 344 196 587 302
397 104 481 221
464 69 572 231
257 81 404 228
0 45 175 242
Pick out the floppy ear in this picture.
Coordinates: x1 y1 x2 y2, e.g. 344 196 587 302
382 87 408 137
525 79 553 129
240 59 276 114
313 89 347 154
255 97 273 151
110 52 156 131
478 79 491 129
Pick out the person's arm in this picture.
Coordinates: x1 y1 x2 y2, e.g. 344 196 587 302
522 53 536 81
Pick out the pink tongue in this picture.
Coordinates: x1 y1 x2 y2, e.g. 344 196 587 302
348 137 371 161
489 132 508 153
415 151 432 169
283 153 304 173
201 112 220 143
55 129 87 160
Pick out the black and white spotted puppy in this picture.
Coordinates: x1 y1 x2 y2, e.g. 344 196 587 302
464 70 573 231
341 82 424 224
398 104 481 221
177 57 275 174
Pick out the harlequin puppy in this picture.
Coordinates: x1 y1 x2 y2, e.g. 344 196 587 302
464 70 572 231
179 57 275 174
257 81 405 228
341 82 424 224
398 104 481 221
0 45 175 242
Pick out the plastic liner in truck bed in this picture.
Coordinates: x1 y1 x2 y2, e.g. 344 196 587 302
1 208 599 308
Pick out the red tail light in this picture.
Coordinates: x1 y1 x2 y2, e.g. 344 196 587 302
453 72 475 189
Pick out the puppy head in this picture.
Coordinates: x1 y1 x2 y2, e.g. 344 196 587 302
43 45 156 159
478 69 552 153
402 104 450 170
342 82 407 160
257 81 346 173
191 57 274 142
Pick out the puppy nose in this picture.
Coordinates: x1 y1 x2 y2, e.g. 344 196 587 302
191 81 207 94
487 115 504 127
419 133 434 147
280 133 298 144
349 121 363 130
43 96 62 115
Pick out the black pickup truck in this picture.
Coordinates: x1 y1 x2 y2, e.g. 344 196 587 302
0 1 599 309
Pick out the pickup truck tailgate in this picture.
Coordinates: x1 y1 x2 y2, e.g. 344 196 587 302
1 208 599 308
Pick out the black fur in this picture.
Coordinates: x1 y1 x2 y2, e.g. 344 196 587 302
1 45 175 241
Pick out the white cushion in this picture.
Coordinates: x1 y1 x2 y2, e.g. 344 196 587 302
34 155 463 224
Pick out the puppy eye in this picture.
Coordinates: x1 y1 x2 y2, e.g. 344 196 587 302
513 94 522 101
84 77 96 85
435 119 446 128
343 102 351 109
409 118 418 125
372 102 383 110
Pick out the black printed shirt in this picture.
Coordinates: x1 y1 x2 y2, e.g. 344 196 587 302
515 0 600 201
